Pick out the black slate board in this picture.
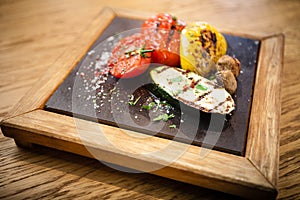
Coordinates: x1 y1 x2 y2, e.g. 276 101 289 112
45 17 260 155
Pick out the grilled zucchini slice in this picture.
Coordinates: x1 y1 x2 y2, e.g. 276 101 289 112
150 66 235 114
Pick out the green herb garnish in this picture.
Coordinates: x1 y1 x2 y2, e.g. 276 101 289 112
129 95 134 101
158 102 172 109
129 96 141 106
171 89 183 96
208 74 216 80
169 76 183 83
142 102 156 110
153 113 175 122
169 124 176 129
125 46 154 58
196 84 208 91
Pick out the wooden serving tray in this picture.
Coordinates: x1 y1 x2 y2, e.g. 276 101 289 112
44 16 259 156
0 7 283 199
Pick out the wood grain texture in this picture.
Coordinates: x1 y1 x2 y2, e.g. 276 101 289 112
0 135 240 200
0 7 280 198
246 35 284 187
1 109 276 199
2 7 116 120
0 0 299 199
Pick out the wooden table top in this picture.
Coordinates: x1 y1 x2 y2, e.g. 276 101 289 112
0 0 299 199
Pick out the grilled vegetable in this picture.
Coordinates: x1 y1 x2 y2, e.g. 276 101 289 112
142 13 185 32
108 33 152 78
142 13 186 67
180 22 227 77
216 55 241 78
150 66 235 114
215 70 237 95
145 83 180 108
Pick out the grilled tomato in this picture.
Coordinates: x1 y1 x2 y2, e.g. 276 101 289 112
142 13 186 67
108 33 153 78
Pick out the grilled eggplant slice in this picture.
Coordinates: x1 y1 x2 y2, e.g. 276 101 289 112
150 66 235 114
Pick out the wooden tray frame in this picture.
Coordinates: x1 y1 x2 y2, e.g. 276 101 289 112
0 7 283 199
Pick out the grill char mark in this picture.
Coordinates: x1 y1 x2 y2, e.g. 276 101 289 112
196 91 212 101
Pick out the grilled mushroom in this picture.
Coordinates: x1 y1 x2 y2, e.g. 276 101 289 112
215 70 237 95
216 55 241 78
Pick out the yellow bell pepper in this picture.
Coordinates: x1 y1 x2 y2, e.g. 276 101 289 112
180 22 227 77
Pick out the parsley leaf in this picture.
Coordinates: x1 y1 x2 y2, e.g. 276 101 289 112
169 124 176 129
142 102 156 110
168 76 183 83
153 113 175 122
129 96 141 106
196 84 208 91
